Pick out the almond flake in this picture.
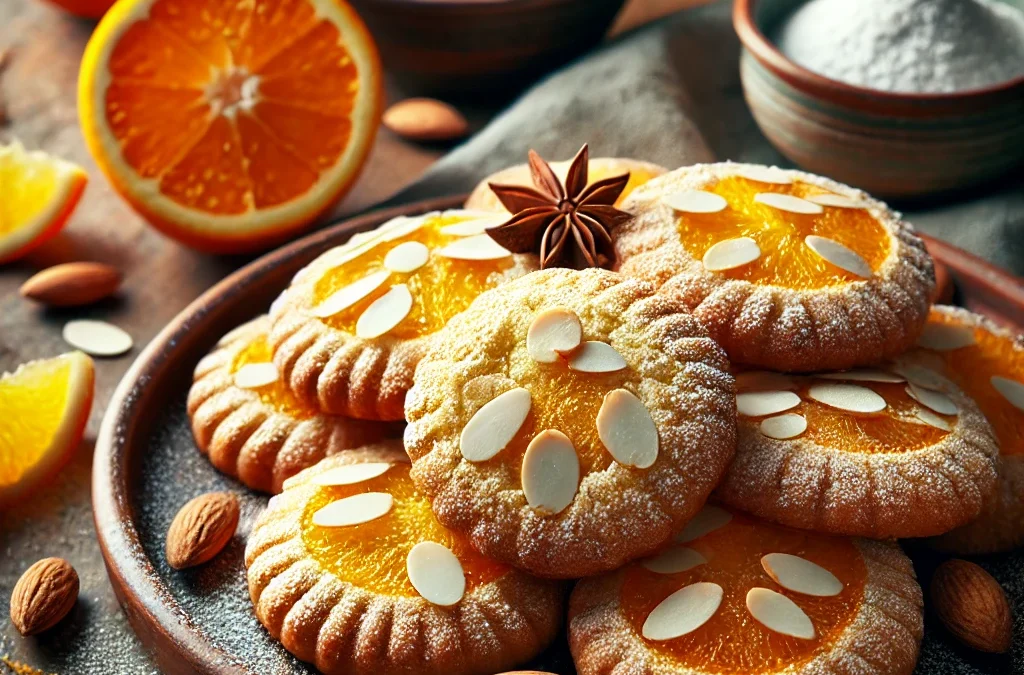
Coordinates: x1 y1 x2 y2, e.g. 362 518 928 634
808 383 886 413
460 388 531 462
894 363 948 390
746 587 815 639
663 190 729 214
380 215 427 242
913 407 953 432
355 284 413 338
383 241 430 273
754 192 824 215
917 322 976 351
762 553 843 597
312 492 393 527
736 390 801 417
568 341 627 373
735 371 798 391
312 462 392 486
62 319 133 357
233 362 278 389
440 215 506 237
991 376 1024 412
702 237 761 272
642 583 723 641
436 234 512 261
804 236 872 278
805 193 867 209
521 430 579 515
759 413 807 440
907 383 958 416
406 541 466 606
312 270 390 318
642 546 707 574
597 388 659 468
736 166 793 184
527 307 582 363
819 369 904 384
677 505 732 543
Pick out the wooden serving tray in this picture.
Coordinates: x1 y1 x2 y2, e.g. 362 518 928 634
92 196 1023 675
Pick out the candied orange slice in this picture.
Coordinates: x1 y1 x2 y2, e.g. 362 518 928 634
78 0 382 252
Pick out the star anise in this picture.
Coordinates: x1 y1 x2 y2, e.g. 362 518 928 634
485 144 631 270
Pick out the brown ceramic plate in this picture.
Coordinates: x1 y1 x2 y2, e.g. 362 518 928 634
93 196 1023 675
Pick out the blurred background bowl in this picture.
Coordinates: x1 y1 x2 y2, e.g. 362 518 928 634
734 0 1024 199
350 0 628 96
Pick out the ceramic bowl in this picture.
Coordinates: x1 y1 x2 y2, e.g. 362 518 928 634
349 0 627 95
734 0 1024 199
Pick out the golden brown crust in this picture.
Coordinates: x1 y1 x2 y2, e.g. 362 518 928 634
244 444 564 675
404 268 737 578
187 317 396 493
616 163 935 372
568 538 923 675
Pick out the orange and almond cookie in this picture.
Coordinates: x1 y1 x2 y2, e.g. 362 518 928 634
569 505 923 675
616 163 935 372
269 210 538 420
188 316 395 493
916 307 1024 553
404 268 736 578
245 443 562 675
717 365 999 539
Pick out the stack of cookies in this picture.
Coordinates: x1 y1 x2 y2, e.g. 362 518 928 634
187 146 1022 675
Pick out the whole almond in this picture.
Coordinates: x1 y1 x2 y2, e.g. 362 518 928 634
20 262 122 307
166 492 240 570
383 98 468 142
10 557 79 636
930 559 1012 653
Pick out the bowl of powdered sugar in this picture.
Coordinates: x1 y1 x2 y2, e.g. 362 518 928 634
734 0 1024 198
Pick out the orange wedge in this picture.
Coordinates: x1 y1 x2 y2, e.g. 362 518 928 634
0 141 88 264
78 0 383 253
0 352 94 508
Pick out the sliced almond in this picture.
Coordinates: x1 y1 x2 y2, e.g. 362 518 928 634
913 407 953 432
759 413 807 440
380 215 426 242
754 192 823 215
895 363 948 390
355 284 413 338
312 462 392 487
312 270 390 318
642 583 723 641
917 322 976 351
736 390 801 417
663 190 729 214
62 319 133 357
702 237 761 272
383 241 430 273
436 234 512 261
805 193 867 209
907 383 958 416
597 389 659 469
736 166 793 184
762 553 843 597
460 388 531 462
819 369 904 384
804 235 872 278
677 505 732 543
312 492 393 527
642 546 707 574
527 307 582 363
568 341 627 373
406 541 466 606
735 371 798 392
440 215 506 237
521 430 579 515
991 376 1024 412
233 362 278 389
746 587 815 639
808 383 886 413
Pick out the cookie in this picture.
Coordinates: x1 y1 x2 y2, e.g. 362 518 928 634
918 307 1024 553
404 268 736 578
187 316 395 493
717 363 1000 538
616 163 935 372
245 442 563 675
569 505 923 675
269 210 538 419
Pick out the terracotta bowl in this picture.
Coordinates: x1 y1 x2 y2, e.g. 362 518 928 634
348 0 627 95
734 0 1024 199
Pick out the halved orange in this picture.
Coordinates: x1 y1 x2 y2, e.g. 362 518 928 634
0 352 94 508
78 0 383 253
0 141 88 264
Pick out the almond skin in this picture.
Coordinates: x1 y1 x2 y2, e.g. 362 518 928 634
166 492 239 570
10 557 79 636
383 98 468 142
20 262 122 307
930 559 1012 653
